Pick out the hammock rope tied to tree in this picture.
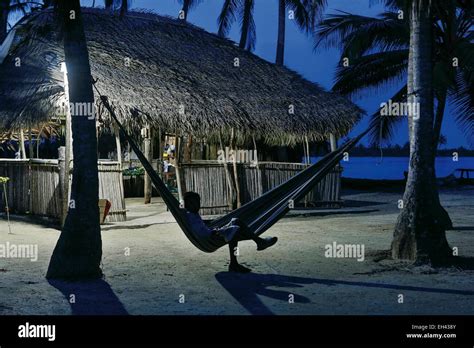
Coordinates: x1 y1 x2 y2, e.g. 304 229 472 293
95 86 373 253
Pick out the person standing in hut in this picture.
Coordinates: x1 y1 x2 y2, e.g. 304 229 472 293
183 191 278 273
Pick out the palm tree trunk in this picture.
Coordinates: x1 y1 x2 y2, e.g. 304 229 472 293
0 0 8 43
239 0 252 49
275 0 285 66
120 0 128 18
47 0 102 279
391 0 451 264
181 0 190 21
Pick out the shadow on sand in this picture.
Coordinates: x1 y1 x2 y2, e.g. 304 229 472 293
48 279 128 315
215 272 474 315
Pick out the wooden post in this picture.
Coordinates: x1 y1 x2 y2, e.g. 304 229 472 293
329 133 337 152
19 129 26 159
157 127 163 178
58 146 68 226
28 126 34 158
143 124 152 204
175 132 184 206
114 125 122 164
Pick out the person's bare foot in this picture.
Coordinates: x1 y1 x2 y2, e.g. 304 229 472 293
228 263 252 273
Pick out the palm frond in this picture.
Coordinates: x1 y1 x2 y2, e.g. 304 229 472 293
368 85 407 145
333 49 408 97
217 0 240 37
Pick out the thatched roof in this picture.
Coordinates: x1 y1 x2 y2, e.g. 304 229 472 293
0 8 364 145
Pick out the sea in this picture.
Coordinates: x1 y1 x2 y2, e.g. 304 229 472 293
306 156 474 180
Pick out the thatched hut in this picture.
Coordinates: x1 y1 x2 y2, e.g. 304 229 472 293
0 8 364 217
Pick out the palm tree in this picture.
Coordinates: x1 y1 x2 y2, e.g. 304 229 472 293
47 0 102 279
218 0 256 50
275 0 326 66
177 0 201 22
315 0 473 233
392 0 452 263
218 0 325 54
315 0 472 263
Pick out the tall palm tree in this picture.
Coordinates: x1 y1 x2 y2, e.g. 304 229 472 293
276 0 326 66
47 0 102 279
177 0 202 22
315 0 472 233
392 0 451 263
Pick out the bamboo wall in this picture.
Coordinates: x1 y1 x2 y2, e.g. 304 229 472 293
182 161 342 215
0 159 126 222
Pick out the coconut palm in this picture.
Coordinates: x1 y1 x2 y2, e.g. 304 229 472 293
392 0 452 263
315 0 472 229
177 0 202 21
47 0 102 279
218 0 325 54
315 0 473 263
217 0 256 50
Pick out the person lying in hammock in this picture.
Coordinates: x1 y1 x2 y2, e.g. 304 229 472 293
183 191 278 273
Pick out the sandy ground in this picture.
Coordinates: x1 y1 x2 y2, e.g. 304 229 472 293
0 187 473 315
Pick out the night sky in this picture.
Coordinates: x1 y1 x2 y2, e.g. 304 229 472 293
41 1 474 148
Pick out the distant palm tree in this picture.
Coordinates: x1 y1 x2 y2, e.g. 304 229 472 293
218 0 256 50
218 0 325 54
177 0 202 22
47 0 102 279
275 0 326 66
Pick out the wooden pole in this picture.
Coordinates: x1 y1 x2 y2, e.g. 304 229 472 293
19 129 26 159
329 133 337 152
231 128 241 208
28 126 34 158
114 124 122 164
174 131 184 206
58 146 68 226
143 124 152 204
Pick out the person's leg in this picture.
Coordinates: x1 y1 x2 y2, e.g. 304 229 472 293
232 219 278 251
228 240 251 273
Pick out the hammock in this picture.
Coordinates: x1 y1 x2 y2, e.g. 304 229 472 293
98 94 372 253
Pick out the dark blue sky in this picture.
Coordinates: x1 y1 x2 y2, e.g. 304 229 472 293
75 1 470 148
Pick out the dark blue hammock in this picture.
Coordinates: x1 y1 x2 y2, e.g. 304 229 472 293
99 95 372 253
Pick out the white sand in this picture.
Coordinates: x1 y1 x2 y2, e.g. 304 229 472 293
0 187 473 315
